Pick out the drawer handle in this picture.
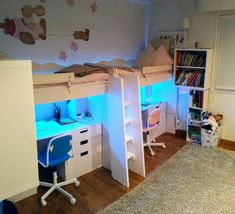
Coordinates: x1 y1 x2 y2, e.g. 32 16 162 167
81 151 88 156
80 129 88 134
80 140 88 145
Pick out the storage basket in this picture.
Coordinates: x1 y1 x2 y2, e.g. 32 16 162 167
201 128 221 147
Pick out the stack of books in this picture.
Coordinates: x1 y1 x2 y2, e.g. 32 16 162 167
175 70 204 87
177 52 206 67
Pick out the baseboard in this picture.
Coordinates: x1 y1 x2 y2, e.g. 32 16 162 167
9 187 37 203
219 138 235 151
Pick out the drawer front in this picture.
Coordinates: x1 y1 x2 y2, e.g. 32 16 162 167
73 127 90 143
73 139 90 155
76 150 92 177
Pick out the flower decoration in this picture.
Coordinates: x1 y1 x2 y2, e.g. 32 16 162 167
71 41 78 52
59 51 68 61
67 0 75 6
90 2 97 13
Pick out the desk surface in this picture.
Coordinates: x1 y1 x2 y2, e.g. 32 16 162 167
36 119 99 140
141 101 163 111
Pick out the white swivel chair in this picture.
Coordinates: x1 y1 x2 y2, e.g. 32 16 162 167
38 134 80 207
142 107 166 156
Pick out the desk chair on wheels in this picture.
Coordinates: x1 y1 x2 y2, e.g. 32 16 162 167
38 134 80 207
142 107 166 156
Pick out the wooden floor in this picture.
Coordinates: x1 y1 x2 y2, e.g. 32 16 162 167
14 133 189 214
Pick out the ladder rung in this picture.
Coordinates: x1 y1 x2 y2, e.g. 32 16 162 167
126 151 135 160
126 135 134 144
125 118 134 125
124 101 132 107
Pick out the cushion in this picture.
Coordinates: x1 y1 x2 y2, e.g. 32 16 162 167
150 38 171 53
151 44 173 66
134 44 155 68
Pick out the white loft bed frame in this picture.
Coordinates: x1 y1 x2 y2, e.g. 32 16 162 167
33 62 171 104
0 53 172 188
0 50 171 104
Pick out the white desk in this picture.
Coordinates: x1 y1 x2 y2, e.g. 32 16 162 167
36 119 102 180
36 119 100 140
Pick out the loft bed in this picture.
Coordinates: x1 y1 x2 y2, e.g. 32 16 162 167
0 50 172 104
33 61 172 104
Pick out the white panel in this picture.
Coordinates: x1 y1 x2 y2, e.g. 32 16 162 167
107 76 129 187
0 61 39 200
216 15 235 90
123 75 145 177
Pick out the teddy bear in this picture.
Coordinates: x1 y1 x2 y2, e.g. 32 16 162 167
0 4 46 45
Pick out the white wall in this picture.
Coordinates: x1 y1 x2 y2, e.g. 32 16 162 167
190 2 235 141
149 0 197 40
149 0 197 131
198 0 235 12
0 0 145 65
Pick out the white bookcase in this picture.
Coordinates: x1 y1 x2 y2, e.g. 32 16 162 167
0 61 39 200
173 49 213 143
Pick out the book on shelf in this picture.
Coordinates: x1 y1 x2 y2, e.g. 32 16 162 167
177 52 206 67
175 70 204 87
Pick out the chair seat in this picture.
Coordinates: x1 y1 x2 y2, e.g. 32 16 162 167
38 152 70 167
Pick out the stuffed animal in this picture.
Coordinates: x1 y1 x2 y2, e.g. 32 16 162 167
201 111 219 131
0 5 46 45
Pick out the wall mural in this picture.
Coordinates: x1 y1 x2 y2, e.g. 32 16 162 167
0 4 90 46
0 5 46 45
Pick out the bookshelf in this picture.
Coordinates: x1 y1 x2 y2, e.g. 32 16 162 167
174 49 213 90
173 49 213 143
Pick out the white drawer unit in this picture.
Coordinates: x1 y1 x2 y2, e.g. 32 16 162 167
57 132 102 180
73 127 90 142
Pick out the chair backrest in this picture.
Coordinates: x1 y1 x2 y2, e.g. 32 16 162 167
146 108 160 130
46 134 73 167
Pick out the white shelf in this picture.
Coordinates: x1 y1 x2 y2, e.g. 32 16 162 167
174 85 206 91
126 151 135 160
175 66 206 69
189 119 201 124
187 138 201 143
189 106 203 110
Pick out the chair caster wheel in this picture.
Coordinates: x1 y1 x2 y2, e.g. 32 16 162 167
74 180 80 187
162 145 166 149
41 199 47 207
69 197 76 205
150 151 155 156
